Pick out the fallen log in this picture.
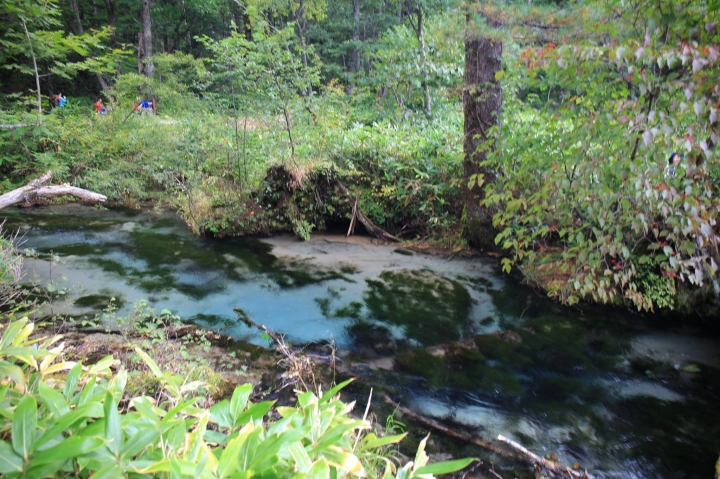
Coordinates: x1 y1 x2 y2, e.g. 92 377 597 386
0 171 107 210
335 180 398 242
497 435 592 479
381 393 518 460
382 393 593 479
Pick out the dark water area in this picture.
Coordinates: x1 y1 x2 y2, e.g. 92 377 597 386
2 205 719 478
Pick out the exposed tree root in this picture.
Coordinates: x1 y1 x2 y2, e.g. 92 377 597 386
0 170 106 210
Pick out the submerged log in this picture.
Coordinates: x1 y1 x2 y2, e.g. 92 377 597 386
335 180 398 242
498 435 593 479
0 171 106 210
383 392 594 479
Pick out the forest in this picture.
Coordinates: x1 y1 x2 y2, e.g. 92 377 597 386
1 0 720 477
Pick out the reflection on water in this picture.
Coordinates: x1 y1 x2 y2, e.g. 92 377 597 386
2 204 720 479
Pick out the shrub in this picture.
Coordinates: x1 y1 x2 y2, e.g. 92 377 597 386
0 317 475 478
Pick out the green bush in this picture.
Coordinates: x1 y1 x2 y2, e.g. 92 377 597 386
0 317 475 478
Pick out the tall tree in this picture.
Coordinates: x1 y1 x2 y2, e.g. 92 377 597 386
348 0 360 94
68 0 111 93
403 0 432 118
138 0 154 76
463 15 502 250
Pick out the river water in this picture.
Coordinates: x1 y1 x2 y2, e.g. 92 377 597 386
2 205 719 478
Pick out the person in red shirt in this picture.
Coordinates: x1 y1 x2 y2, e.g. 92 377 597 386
94 99 107 114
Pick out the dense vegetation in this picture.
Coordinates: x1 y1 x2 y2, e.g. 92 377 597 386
2 0 720 475
1 0 719 312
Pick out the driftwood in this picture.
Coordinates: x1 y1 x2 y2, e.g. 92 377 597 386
382 393 516 460
346 194 359 237
382 393 593 479
234 307 317 391
497 435 593 479
0 171 107 210
335 180 398 242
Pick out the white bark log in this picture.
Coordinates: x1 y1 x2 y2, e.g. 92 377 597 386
0 171 106 210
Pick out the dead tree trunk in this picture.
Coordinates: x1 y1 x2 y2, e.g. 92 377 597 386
463 34 502 250
0 171 107 210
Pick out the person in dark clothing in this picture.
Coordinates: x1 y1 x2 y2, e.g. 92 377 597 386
667 152 683 176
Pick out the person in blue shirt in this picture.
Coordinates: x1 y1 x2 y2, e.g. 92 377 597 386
57 93 67 107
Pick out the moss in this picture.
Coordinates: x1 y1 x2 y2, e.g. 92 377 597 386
474 335 524 365
393 346 524 395
74 294 125 310
364 269 472 346
339 264 360 275
347 320 394 351
334 301 364 320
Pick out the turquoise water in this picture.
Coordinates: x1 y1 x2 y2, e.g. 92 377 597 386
2 204 719 478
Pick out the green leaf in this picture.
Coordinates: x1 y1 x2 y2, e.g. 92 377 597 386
90 463 124 479
415 457 477 475
103 391 123 456
360 433 407 451
229 384 253 425
0 360 25 385
233 401 274 427
36 402 104 448
320 378 354 404
0 440 23 474
210 400 233 429
289 442 313 472
38 381 69 417
133 347 163 378
218 424 256 478
29 436 104 466
63 362 82 399
12 395 37 459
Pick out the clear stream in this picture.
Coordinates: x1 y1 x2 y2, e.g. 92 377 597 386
2 205 719 479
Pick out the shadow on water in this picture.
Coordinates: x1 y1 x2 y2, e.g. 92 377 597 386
3 205 720 478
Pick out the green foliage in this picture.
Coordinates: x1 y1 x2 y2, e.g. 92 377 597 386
0 317 476 478
0 225 22 309
367 14 463 114
484 0 720 310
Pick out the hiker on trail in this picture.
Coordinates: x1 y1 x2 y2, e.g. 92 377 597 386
134 99 156 115
667 152 683 176
94 99 106 114
57 93 67 107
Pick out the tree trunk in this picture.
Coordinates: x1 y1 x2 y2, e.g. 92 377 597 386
138 0 154 77
348 0 361 95
0 171 106 210
463 36 502 250
69 0 110 94
20 19 43 117
294 0 311 96
415 7 432 119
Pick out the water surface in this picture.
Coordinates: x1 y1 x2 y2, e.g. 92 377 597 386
2 204 719 479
